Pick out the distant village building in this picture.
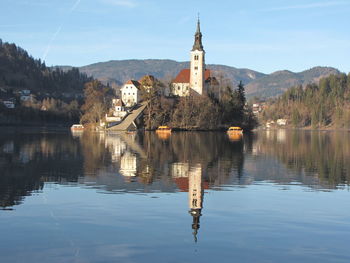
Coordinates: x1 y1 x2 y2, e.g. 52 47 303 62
2 100 15 109
120 80 141 107
266 120 275 129
277 119 287 126
171 19 218 97
21 89 31 95
252 102 265 115
20 93 35 102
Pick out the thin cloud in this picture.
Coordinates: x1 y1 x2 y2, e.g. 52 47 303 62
42 25 62 61
70 0 82 12
42 0 82 61
102 0 138 8
261 1 349 12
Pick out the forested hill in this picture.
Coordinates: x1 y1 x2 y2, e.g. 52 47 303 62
246 67 340 98
61 59 340 98
261 73 350 128
0 39 91 99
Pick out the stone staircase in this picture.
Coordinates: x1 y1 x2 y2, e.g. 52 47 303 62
107 102 147 131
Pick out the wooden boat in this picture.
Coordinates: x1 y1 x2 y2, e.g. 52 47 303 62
70 124 84 131
227 126 243 134
227 127 243 141
156 126 172 132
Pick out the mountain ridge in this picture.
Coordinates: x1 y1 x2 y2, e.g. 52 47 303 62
60 59 340 98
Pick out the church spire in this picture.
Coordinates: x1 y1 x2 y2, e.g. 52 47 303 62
190 208 202 243
196 14 201 33
192 17 204 51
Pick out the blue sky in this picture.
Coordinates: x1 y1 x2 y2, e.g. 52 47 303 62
1 0 349 73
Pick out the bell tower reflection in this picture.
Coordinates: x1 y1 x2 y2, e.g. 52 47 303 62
188 164 203 243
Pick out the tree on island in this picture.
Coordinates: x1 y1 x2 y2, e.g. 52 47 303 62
80 80 113 127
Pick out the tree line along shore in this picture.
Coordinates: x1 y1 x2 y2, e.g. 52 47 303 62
260 73 350 129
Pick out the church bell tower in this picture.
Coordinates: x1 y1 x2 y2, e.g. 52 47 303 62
190 18 205 95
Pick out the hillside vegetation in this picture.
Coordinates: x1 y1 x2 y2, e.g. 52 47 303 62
0 39 93 125
0 39 91 98
246 67 340 98
261 73 350 128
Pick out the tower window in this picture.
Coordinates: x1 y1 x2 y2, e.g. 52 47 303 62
194 66 198 70
194 55 199 60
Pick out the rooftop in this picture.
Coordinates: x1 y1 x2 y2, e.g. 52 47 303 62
173 69 211 83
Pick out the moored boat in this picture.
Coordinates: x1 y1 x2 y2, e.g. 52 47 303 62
156 126 172 132
70 124 84 131
227 126 243 134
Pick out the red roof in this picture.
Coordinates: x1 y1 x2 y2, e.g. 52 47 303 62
125 80 141 87
173 177 209 192
173 69 211 83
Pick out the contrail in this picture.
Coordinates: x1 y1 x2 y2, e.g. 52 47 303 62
70 0 81 12
42 25 62 62
42 0 82 62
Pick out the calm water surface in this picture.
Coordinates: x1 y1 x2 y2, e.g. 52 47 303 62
1 129 350 263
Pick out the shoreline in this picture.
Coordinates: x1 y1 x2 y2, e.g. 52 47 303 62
258 126 350 132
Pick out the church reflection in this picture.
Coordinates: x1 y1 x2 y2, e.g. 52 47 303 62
170 162 205 242
188 164 203 243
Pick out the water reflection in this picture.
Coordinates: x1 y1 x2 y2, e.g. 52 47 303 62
253 130 350 188
227 132 243 142
0 132 83 208
188 164 203 242
1 130 350 211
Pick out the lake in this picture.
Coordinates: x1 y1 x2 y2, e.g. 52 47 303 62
1 129 350 263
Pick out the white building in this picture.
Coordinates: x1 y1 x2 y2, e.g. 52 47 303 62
171 19 218 97
21 89 31 95
105 98 128 124
2 100 15 109
112 99 127 117
277 119 287 126
120 80 141 107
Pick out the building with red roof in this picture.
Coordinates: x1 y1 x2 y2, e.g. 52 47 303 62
171 19 218 97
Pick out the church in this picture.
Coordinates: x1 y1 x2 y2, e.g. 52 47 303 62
171 19 218 96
